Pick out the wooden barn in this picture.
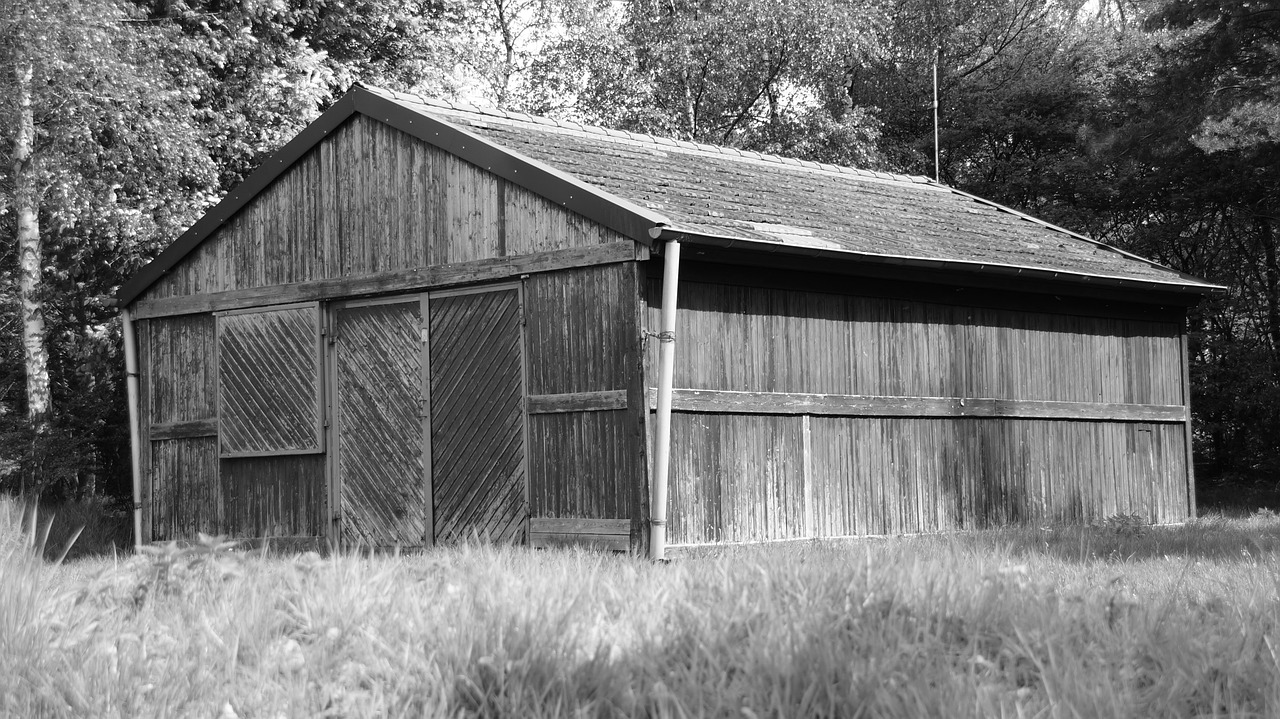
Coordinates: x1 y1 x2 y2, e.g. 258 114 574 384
117 84 1222 556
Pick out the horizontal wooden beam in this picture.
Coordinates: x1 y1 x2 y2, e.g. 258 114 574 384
149 418 218 440
645 388 1188 423
527 390 628 414
134 242 636 319
529 517 631 552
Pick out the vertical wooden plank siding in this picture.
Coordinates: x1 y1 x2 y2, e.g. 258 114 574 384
150 437 220 540
137 319 152 541
648 280 1184 403
627 260 650 548
523 264 642 526
221 456 325 538
147 314 217 424
648 279 1193 546
144 315 219 541
667 414 805 545
141 115 630 303
666 416 1188 545
1181 330 1197 517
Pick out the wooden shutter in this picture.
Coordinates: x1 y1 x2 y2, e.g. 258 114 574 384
217 303 323 457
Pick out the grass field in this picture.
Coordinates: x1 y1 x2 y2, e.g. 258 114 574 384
4 499 1280 718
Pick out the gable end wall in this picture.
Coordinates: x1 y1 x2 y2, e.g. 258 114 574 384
139 114 633 303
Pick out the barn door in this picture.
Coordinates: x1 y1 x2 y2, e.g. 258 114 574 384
330 298 429 548
429 285 528 544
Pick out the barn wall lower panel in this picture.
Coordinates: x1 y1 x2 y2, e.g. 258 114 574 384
666 413 1188 545
149 437 220 541
667 413 806 545
529 410 640 520
221 456 326 538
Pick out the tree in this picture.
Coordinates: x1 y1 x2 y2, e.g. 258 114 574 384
0 0 216 498
1138 0 1280 480
612 0 888 165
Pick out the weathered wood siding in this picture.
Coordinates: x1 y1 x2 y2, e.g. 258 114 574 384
668 416 1186 544
648 277 1191 545
525 263 646 541
139 314 326 541
649 280 1183 403
140 115 630 303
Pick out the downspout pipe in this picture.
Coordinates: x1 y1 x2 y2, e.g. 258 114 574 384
121 308 143 550
650 239 681 560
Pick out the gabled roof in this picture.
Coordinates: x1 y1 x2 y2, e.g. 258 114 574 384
118 84 1224 306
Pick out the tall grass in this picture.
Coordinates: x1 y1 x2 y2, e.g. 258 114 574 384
3 499 1280 718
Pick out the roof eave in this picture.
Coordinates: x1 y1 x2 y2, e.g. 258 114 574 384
652 228 1227 298
940 184 1220 291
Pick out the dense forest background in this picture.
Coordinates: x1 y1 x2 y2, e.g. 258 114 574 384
1 0 1277 509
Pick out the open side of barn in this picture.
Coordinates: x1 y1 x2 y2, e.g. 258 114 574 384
118 85 1223 554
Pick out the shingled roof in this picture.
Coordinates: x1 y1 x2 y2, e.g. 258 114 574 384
118 84 1223 306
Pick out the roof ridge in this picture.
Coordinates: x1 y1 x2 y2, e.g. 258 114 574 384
362 84 934 187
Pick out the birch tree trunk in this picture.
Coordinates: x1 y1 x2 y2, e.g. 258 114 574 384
13 62 52 438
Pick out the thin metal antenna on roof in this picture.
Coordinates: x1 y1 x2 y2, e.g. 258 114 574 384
932 48 940 183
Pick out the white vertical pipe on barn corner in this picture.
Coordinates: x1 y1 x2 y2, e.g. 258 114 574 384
121 308 143 550
650 239 681 561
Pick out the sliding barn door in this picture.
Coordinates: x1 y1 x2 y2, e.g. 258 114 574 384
429 286 528 544
331 299 429 548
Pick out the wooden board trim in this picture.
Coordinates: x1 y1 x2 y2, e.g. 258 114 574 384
133 242 636 319
529 517 631 551
149 418 218 441
527 390 628 414
644 388 1189 422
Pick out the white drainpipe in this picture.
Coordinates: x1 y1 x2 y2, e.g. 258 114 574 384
650 239 681 560
121 308 143 550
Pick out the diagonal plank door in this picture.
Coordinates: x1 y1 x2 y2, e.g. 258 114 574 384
333 300 428 548
430 287 527 544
